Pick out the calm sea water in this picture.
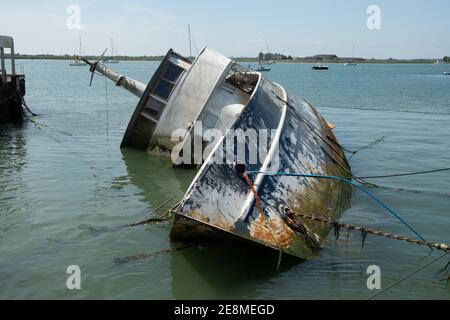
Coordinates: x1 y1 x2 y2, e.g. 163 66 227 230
1 59 449 299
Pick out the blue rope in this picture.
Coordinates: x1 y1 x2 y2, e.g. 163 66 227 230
246 171 426 242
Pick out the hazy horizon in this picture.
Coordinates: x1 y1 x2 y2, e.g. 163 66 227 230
1 0 449 59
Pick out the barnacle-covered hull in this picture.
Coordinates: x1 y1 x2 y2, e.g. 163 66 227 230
171 78 352 260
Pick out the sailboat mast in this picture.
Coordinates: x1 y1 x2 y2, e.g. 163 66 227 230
111 38 114 59
188 24 192 58
79 36 82 57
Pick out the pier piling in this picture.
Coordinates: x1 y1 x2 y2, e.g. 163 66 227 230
0 35 25 122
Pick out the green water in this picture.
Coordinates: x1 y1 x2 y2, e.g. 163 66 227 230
1 60 449 299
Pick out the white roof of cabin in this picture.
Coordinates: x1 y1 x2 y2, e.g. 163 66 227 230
153 47 233 140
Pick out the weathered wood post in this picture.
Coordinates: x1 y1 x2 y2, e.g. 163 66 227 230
0 47 6 84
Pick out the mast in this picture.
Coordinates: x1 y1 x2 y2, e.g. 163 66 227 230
79 36 82 57
111 38 114 59
188 24 192 58
87 61 146 97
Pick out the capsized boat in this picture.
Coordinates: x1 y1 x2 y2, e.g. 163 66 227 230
81 47 352 260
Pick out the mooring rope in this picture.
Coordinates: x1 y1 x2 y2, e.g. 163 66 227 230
246 171 427 242
284 208 449 253
127 195 179 227
235 164 284 269
321 105 450 116
114 244 197 264
368 252 449 300
358 167 450 179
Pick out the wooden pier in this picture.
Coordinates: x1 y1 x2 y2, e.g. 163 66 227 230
0 35 25 121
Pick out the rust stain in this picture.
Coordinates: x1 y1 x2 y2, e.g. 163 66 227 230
186 209 235 232
249 213 295 248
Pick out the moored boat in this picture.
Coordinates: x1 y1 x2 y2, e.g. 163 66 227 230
80 47 351 259
312 64 329 70
255 66 271 72
70 37 87 67
103 38 120 64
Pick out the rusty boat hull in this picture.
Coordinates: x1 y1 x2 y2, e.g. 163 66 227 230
83 47 352 260
171 78 352 260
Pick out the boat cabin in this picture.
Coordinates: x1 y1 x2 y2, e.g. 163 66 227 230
120 48 260 156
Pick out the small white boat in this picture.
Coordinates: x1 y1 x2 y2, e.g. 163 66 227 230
444 72 450 76
103 38 120 64
70 37 87 67
345 44 358 66
69 59 85 67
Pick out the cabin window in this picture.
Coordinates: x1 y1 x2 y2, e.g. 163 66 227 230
143 98 165 119
163 63 184 82
203 113 220 129
151 63 184 101
152 79 174 100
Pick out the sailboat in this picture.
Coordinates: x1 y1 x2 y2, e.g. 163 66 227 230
103 38 119 64
69 37 86 67
259 43 274 65
345 44 358 66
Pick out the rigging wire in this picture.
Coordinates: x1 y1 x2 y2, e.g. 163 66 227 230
246 171 427 242
359 167 450 179
321 105 450 116
104 76 109 138
368 252 449 300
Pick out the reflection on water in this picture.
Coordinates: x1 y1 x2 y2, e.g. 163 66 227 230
0 123 29 238
120 148 196 207
170 241 300 299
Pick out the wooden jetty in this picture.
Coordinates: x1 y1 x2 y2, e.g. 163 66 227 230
0 36 25 121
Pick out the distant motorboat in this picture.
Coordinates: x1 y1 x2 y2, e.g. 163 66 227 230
255 66 271 72
444 72 450 75
312 64 329 70
434 59 446 65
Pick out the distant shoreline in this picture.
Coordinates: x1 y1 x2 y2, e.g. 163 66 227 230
12 54 443 64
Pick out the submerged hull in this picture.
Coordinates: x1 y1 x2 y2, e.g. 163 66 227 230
84 46 352 260
171 78 352 260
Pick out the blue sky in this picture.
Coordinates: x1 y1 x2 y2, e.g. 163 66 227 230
1 0 449 58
